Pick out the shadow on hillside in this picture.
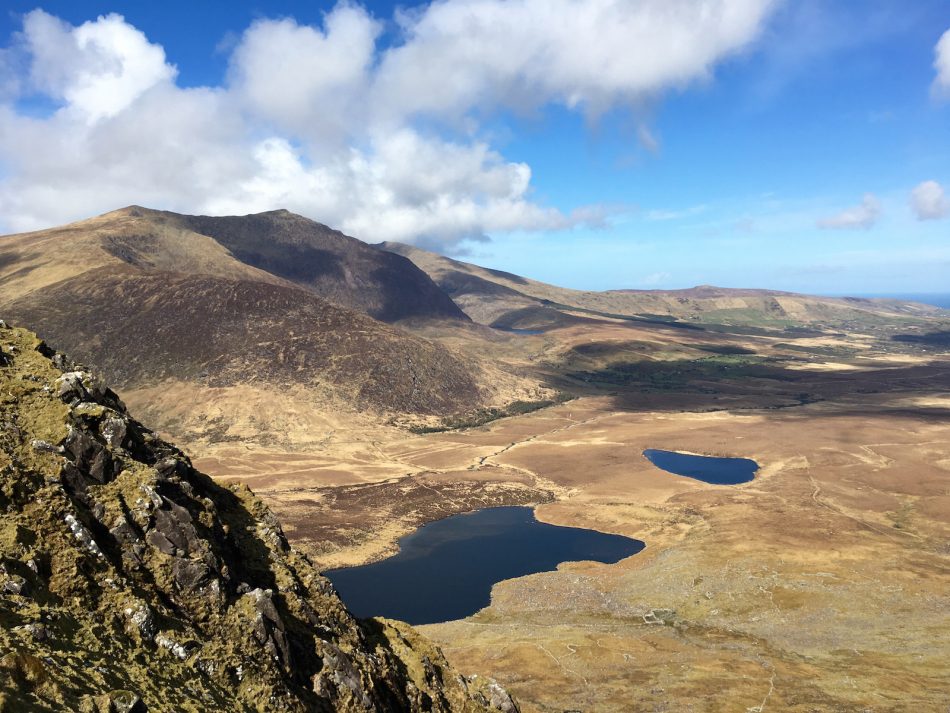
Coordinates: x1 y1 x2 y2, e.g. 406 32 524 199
892 331 950 348
542 357 950 422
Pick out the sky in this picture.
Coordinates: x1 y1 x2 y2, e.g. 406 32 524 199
0 0 948 294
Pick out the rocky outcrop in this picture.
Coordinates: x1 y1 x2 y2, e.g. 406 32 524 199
0 324 517 712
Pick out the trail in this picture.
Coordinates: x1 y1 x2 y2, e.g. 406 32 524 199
476 412 612 467
808 475 921 543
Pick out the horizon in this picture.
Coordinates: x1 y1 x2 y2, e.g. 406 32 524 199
1 1 949 293
8 201 950 304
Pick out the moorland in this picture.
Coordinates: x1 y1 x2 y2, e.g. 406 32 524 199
2 207 949 711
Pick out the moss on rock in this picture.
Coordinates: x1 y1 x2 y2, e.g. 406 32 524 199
0 323 517 713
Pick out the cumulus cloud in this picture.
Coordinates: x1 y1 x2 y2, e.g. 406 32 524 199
910 180 950 220
933 28 950 99
817 194 881 230
228 8 380 144
21 10 175 123
373 0 774 121
0 1 776 242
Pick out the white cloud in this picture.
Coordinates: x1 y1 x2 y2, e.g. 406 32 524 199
910 180 950 221
374 0 774 121
228 7 381 143
0 2 777 242
203 130 576 243
933 28 950 99
22 10 175 123
817 194 881 230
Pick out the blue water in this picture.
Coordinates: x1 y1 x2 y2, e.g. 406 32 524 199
323 506 645 625
643 449 758 485
841 294 950 309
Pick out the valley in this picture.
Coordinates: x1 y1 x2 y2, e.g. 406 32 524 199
191 279 950 711
3 208 949 711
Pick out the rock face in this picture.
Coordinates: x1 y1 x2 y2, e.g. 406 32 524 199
0 324 518 712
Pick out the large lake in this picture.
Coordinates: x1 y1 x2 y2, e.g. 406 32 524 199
643 449 758 485
323 506 645 625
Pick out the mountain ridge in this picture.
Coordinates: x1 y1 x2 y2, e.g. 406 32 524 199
1 206 468 324
376 241 943 329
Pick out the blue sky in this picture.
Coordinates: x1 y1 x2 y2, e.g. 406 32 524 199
1 1 948 294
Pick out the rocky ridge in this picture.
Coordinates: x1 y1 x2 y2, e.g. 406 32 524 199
0 322 517 712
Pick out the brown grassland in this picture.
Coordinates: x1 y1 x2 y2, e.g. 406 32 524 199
3 210 949 711
193 318 950 712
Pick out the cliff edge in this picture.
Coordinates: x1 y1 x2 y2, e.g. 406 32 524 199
0 322 517 712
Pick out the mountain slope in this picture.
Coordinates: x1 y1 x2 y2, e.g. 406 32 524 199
177 209 469 323
377 241 944 329
0 323 517 712
5 267 482 416
0 207 467 324
0 209 546 448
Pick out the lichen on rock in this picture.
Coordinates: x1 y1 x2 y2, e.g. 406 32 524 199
0 322 517 712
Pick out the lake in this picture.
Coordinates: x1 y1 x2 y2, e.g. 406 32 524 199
643 449 758 485
323 506 645 625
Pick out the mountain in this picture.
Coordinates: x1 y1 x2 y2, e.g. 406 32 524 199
376 242 944 330
0 207 466 324
0 209 545 448
0 322 517 712
6 267 482 416
175 210 469 323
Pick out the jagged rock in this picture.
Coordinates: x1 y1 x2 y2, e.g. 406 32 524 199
122 601 158 640
248 588 293 667
486 682 518 713
2 575 28 596
30 439 63 454
63 426 118 484
80 690 147 713
107 690 147 713
144 529 175 555
154 633 196 661
313 642 372 708
56 371 91 403
63 513 105 559
109 515 139 545
100 416 128 449
138 485 163 510
0 325 510 712
150 502 200 555
171 557 210 593
154 457 188 480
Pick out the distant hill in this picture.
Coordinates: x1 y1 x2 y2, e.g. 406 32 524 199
0 323 515 711
376 242 944 331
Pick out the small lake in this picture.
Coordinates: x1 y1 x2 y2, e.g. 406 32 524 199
323 506 645 625
643 449 758 485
